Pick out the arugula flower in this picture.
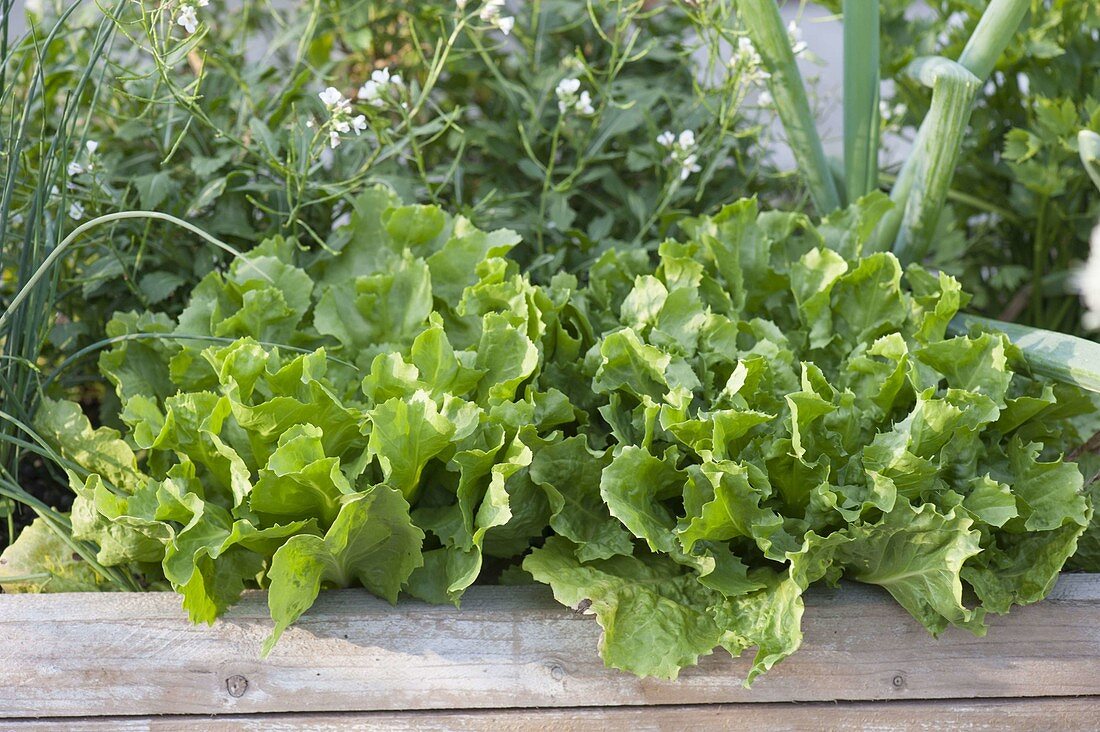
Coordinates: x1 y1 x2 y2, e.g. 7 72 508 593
175 0 209 35
358 68 404 109
317 87 367 148
478 0 514 35
730 36 771 85
555 77 595 116
658 129 702 181
786 20 808 57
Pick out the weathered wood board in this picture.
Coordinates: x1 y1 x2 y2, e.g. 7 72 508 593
0 575 1097 724
6 698 1100 731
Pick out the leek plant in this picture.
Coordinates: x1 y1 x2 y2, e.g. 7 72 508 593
738 0 1100 393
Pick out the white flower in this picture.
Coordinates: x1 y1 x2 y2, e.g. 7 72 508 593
679 153 701 181
456 0 468 9
371 67 402 87
350 115 368 134
329 130 342 149
757 89 773 107
555 77 581 113
358 80 382 107
658 129 700 180
332 118 351 134
734 37 762 67
575 90 594 116
730 36 770 84
197 0 209 5
67 162 84 177
479 0 513 34
555 77 594 117
787 20 808 58
176 4 198 34
945 11 967 30
479 0 504 21
68 201 85 220
358 68 403 108
319 87 349 112
85 140 98 154
1075 224 1100 330
556 78 581 97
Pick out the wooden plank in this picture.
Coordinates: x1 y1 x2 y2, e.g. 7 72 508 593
5 697 1100 731
0 575 1097 718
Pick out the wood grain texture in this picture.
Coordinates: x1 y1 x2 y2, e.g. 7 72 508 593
6 697 1100 731
0 575 1097 718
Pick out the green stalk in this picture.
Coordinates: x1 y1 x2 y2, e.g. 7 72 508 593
956 0 1032 81
949 314 1100 394
738 0 840 214
871 0 1030 257
892 57 980 262
843 0 879 202
1080 130 1100 193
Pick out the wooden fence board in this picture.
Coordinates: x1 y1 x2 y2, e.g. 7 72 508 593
0 575 1097 719
5 697 1100 731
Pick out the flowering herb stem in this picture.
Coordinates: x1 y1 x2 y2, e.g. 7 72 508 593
737 0 840 214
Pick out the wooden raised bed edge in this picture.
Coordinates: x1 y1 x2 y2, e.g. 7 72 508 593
1 575 1097 728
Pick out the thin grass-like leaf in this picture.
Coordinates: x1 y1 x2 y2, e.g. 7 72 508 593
0 211 269 334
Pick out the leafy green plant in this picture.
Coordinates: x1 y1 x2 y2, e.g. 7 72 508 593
3 189 592 639
7 191 1096 684
527 193 1096 682
1 0 770 549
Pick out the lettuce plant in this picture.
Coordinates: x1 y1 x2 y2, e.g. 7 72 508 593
526 193 1095 681
13 188 590 652
9 191 1095 684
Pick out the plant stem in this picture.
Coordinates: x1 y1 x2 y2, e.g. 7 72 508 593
843 0 879 203
892 57 980 263
871 0 1030 256
738 0 840 215
1031 195 1049 324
